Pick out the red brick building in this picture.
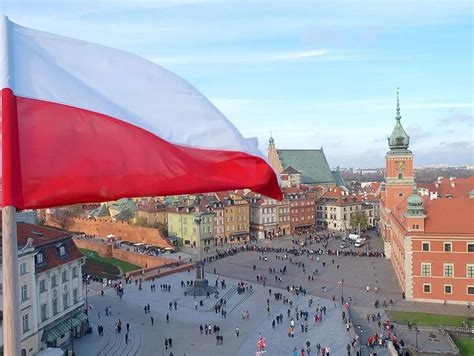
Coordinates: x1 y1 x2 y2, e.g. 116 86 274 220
380 94 474 305
284 187 318 234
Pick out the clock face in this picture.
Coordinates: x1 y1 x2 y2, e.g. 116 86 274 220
396 160 405 172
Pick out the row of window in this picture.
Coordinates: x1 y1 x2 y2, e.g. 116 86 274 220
422 242 474 253
317 205 360 212
38 268 79 294
291 215 314 222
39 289 79 323
423 283 474 296
290 201 313 207
421 263 474 278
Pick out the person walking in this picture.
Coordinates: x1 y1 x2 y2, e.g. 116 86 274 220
165 338 168 350
126 323 130 332
151 316 154 325
125 332 129 344
168 338 173 347
166 313 169 323
235 327 240 337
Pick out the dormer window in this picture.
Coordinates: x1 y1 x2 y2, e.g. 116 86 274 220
35 252 44 265
56 244 67 257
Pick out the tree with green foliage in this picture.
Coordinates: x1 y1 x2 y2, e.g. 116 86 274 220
350 210 368 231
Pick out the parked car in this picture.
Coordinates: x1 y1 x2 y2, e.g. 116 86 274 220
355 238 366 248
340 241 352 249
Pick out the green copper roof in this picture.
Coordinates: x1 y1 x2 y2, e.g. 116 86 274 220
90 203 109 218
331 167 346 187
277 149 335 184
109 198 137 213
388 89 410 150
406 186 424 216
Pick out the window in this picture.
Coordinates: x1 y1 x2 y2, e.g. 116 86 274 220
39 279 46 293
444 285 452 294
73 288 78 304
41 304 47 322
468 286 474 295
422 242 430 252
444 264 454 278
72 267 78 278
20 262 27 275
398 193 404 197
52 298 58 315
467 265 474 278
52 275 57 287
468 243 474 252
423 284 431 293
58 245 66 257
35 252 44 264
22 314 29 333
398 173 403 179
421 263 431 277
444 242 452 252
62 270 68 283
21 285 28 301
63 293 68 309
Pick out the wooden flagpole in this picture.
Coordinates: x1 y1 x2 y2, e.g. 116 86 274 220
2 206 21 355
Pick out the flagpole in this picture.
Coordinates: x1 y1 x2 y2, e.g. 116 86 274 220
2 206 21 355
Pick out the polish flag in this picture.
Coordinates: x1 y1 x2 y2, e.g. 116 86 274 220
0 16 282 209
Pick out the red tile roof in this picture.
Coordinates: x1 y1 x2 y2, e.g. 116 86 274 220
320 187 364 204
435 176 474 199
0 220 83 273
424 198 474 234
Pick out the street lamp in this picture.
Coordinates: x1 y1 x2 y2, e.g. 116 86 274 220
340 273 345 304
85 287 89 315
414 325 419 350
70 310 74 352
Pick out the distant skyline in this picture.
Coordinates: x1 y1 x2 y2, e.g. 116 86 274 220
3 0 473 167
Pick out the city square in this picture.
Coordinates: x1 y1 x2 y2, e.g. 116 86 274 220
1 2 473 356
71 233 464 355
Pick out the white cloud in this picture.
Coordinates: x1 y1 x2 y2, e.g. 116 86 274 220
150 49 327 65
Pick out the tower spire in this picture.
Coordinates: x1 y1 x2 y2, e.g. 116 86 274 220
269 131 274 145
396 87 401 121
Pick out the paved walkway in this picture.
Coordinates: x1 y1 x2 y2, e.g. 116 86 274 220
74 271 352 355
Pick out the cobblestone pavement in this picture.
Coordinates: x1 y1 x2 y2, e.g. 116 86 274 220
74 272 352 356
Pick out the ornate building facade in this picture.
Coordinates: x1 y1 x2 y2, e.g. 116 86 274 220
380 92 474 304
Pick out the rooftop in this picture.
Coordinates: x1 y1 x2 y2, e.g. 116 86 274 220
277 149 335 185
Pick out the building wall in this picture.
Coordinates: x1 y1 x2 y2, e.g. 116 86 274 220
223 198 249 241
74 238 174 269
167 212 214 246
410 237 474 304
213 208 225 243
55 217 171 248
267 141 284 174
289 195 316 233
136 210 168 225
276 201 291 236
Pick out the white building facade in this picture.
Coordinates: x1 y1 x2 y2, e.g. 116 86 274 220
0 222 87 355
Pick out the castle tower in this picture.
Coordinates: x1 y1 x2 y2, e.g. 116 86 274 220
384 89 414 210
404 185 425 232
267 133 284 174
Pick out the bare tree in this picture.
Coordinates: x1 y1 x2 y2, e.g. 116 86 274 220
49 205 82 230
49 208 74 230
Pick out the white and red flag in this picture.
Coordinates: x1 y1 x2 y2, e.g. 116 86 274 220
0 16 281 209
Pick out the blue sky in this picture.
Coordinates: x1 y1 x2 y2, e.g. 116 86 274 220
3 0 473 167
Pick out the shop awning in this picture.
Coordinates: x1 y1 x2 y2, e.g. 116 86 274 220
42 312 88 343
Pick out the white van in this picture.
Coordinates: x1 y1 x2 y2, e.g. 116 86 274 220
348 234 360 241
355 238 366 248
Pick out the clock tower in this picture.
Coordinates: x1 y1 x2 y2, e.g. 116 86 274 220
384 89 414 211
